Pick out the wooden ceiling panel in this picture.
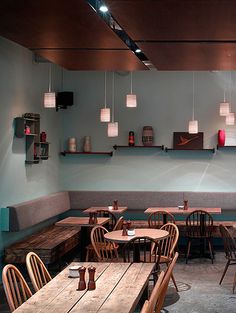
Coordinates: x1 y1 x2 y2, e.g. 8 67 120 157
106 0 236 41
0 0 127 49
138 43 236 71
34 49 148 71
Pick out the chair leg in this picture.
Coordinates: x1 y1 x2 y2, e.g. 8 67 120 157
186 239 191 264
233 272 236 293
208 239 214 264
219 260 230 285
165 263 178 291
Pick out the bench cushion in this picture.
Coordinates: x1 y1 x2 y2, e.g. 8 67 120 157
5 225 80 264
8 192 70 231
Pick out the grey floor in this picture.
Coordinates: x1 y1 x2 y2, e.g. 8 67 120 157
0 252 235 313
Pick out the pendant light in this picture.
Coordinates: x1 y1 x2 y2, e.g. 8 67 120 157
126 72 137 108
100 72 110 122
219 73 230 116
44 63 56 108
188 72 198 134
226 72 235 125
108 72 118 137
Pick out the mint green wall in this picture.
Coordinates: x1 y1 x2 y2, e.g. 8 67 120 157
60 71 236 192
0 37 62 266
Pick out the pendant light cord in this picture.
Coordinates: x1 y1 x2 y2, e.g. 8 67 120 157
112 72 115 122
49 63 52 92
192 71 195 120
229 71 232 109
104 71 107 108
130 71 133 94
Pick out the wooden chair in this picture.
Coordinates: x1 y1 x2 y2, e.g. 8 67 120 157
91 225 118 261
26 251 52 292
85 216 123 261
140 300 150 313
2 264 32 312
96 209 117 231
159 223 179 291
185 209 214 264
219 224 236 292
113 216 124 231
148 211 175 229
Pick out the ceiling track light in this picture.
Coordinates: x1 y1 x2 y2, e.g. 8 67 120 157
188 71 198 134
126 72 137 108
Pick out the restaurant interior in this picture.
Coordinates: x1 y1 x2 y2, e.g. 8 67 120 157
0 1 236 312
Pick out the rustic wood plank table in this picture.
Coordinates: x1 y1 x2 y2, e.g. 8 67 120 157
14 262 154 313
55 217 110 261
83 206 128 215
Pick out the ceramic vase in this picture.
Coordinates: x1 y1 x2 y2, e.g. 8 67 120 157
83 136 91 152
142 126 154 146
218 130 225 147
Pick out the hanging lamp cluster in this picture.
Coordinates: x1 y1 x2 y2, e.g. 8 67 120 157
188 72 198 134
44 63 56 108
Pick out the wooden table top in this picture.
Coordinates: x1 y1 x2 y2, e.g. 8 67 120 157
144 207 222 215
83 206 128 214
14 262 154 313
55 217 110 227
104 228 169 243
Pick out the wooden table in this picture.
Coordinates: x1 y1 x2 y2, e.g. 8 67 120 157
55 216 110 227
104 228 169 243
144 207 222 215
83 206 128 214
14 262 154 313
55 217 110 260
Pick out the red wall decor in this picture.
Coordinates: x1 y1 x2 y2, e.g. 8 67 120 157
173 132 203 149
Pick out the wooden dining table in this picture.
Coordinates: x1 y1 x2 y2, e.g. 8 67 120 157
83 206 128 215
14 262 154 313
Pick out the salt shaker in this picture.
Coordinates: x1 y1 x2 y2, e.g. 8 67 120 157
122 221 128 236
77 266 86 291
87 266 96 290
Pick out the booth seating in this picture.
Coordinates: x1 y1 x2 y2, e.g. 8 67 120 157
4 191 236 265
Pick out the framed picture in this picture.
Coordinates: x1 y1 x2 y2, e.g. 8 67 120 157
173 132 203 150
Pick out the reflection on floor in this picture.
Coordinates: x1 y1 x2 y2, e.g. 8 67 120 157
0 252 235 313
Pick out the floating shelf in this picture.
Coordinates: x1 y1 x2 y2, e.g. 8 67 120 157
165 148 215 153
25 160 40 164
113 145 164 150
25 133 37 136
217 145 236 149
61 151 113 157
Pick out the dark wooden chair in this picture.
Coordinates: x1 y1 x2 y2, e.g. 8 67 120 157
148 211 175 229
185 210 214 264
90 225 118 262
96 209 117 231
219 224 236 292
2 264 32 312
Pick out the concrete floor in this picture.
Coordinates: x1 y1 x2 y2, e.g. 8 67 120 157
0 252 235 313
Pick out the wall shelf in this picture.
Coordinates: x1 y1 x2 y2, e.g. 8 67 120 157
61 151 113 157
217 145 236 149
113 145 164 150
165 147 215 153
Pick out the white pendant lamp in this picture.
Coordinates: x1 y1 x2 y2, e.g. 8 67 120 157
225 72 235 125
44 63 56 108
108 72 118 137
126 72 137 107
100 72 110 122
188 72 198 134
220 73 230 116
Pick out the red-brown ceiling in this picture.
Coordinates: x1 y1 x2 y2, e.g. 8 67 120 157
0 0 147 70
107 0 236 70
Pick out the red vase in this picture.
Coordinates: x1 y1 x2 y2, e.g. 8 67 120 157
218 130 225 147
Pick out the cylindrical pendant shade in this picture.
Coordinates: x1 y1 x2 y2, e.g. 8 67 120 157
219 102 230 116
107 122 118 137
100 108 110 122
226 112 235 125
44 92 56 108
126 94 137 108
188 120 198 134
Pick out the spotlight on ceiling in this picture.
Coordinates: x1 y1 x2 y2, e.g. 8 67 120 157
135 49 141 53
99 5 108 13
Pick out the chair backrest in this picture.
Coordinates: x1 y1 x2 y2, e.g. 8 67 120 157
148 211 175 229
113 216 124 231
2 264 32 312
91 225 118 261
96 209 117 231
122 236 161 264
26 252 52 292
148 271 165 313
140 300 150 313
155 252 179 313
159 223 179 259
219 224 236 260
186 209 213 237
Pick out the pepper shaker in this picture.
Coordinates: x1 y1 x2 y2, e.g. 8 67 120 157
127 220 131 230
89 212 94 224
77 266 86 291
122 221 128 236
87 266 96 290
93 211 98 224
